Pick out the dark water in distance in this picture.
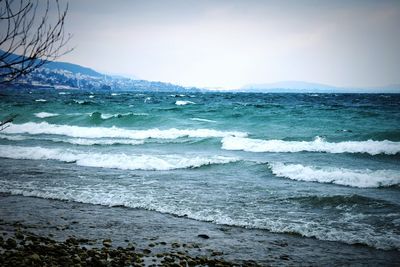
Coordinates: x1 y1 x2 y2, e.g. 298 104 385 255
0 88 399 250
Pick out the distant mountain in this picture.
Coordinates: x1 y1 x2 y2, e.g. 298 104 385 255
0 49 102 77
242 81 341 92
241 81 400 93
0 50 200 92
43 61 103 77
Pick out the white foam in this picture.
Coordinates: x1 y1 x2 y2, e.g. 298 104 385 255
268 162 400 188
34 112 59 118
190 118 217 123
4 122 247 139
0 134 27 141
175 100 195 106
89 113 114 119
0 134 144 146
58 92 69 95
35 99 47 102
101 114 114 119
92 112 144 120
89 95 95 98
221 136 400 155
0 179 398 250
0 145 238 170
64 138 144 146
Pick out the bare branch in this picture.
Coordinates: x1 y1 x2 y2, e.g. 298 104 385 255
0 0 72 83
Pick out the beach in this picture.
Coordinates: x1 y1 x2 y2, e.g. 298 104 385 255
1 193 399 266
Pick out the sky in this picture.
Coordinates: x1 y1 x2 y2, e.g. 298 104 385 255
56 0 400 89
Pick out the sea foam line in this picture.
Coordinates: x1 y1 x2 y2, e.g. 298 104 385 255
221 136 400 155
268 162 400 188
0 145 239 171
175 100 195 106
190 118 217 123
34 112 59 118
4 122 247 139
0 180 399 250
0 134 145 146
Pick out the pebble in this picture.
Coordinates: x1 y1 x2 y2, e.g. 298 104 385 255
0 228 261 267
198 234 210 239
102 239 112 247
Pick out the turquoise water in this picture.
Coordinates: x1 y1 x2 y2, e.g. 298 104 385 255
0 88 399 250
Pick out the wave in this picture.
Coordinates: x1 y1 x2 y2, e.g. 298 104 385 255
35 99 47 102
268 162 400 188
0 134 26 141
90 112 148 120
190 118 217 123
0 145 238 170
289 194 396 209
71 99 96 105
4 122 247 139
64 138 144 146
34 112 59 118
0 133 145 146
1 180 399 250
176 100 195 106
221 136 400 155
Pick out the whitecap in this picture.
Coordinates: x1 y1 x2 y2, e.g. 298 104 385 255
0 134 27 141
175 100 195 106
0 145 238 171
4 122 247 139
221 136 400 155
268 162 400 188
0 134 144 146
34 112 59 118
190 118 217 123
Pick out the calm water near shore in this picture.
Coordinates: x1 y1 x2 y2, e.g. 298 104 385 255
0 88 399 263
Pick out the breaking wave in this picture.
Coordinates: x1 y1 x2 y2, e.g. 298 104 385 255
175 100 195 106
4 122 247 139
90 112 148 120
268 162 400 188
0 134 145 146
0 145 238 171
1 179 399 250
221 136 400 155
34 112 59 118
190 118 217 123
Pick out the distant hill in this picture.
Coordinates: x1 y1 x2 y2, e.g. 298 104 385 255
0 50 200 92
2 50 398 93
43 61 103 77
241 81 400 93
0 49 102 77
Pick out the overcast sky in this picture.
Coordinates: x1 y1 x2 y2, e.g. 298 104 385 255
58 0 400 89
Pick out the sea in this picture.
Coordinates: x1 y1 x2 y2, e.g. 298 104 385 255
0 88 399 259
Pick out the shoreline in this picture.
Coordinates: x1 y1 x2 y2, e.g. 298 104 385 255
1 227 247 266
1 193 399 266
